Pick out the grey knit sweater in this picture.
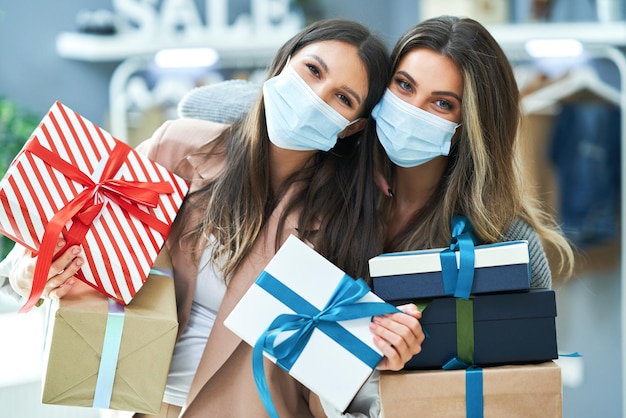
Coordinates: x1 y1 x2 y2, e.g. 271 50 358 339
503 218 551 289
177 79 260 124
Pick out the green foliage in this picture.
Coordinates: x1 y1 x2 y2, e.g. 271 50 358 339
0 98 41 177
0 98 41 259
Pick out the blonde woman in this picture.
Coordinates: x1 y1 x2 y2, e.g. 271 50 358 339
371 15 574 286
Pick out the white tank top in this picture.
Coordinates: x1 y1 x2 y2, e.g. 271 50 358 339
162 246 227 407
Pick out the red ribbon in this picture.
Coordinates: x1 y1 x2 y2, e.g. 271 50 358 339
19 140 175 313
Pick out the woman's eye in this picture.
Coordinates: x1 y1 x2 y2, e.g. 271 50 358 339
394 78 412 92
337 93 352 108
435 99 453 111
306 63 321 78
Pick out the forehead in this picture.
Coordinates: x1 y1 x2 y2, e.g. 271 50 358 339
397 48 463 97
293 40 362 68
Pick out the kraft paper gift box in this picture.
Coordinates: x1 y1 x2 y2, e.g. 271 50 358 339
379 361 562 418
369 241 530 303
0 101 189 312
42 273 178 413
224 234 399 413
404 289 558 370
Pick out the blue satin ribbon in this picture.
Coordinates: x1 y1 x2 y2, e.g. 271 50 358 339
441 295 483 418
442 359 484 418
466 366 484 418
93 299 125 409
559 351 582 357
252 271 399 418
149 267 174 278
440 215 478 300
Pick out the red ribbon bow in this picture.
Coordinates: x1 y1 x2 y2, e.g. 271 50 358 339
19 140 174 312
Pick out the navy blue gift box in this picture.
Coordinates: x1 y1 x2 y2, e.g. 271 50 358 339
369 241 531 303
404 289 558 370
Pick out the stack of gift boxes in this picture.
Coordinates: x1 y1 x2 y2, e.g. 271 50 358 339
181 223 561 416
0 102 187 414
368 228 562 417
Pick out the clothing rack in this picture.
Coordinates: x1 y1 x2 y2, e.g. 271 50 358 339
522 64 621 115
488 22 626 417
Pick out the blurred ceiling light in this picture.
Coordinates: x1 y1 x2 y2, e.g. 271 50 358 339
155 48 219 68
525 39 584 58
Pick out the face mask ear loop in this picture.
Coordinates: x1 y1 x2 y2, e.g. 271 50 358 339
346 117 363 128
337 117 364 139
345 117 362 128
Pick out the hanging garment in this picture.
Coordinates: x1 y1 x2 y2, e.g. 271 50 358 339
549 102 621 248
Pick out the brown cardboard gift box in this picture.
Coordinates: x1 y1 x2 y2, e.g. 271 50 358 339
379 362 562 418
41 274 178 414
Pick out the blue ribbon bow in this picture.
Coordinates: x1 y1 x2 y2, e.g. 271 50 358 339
439 215 479 300
252 272 399 418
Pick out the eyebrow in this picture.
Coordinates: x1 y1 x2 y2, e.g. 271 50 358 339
397 70 462 103
308 54 363 106
433 90 462 103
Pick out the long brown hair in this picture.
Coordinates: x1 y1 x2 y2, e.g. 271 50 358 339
375 15 574 277
180 19 390 282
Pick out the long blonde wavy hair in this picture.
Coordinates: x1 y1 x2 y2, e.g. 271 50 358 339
374 15 574 278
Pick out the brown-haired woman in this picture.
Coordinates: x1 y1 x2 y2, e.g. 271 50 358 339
3 19 424 418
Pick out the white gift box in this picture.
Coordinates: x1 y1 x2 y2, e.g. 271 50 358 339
224 235 396 412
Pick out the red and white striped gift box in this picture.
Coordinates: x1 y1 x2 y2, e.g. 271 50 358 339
0 101 189 312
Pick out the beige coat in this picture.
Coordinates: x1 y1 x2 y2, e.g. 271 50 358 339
136 118 328 418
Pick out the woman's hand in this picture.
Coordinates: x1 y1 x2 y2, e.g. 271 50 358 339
9 237 83 300
369 303 424 371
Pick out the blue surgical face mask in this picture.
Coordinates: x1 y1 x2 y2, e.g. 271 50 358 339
263 63 354 152
372 89 461 167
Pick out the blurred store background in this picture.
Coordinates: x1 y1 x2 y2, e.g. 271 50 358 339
0 0 624 416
